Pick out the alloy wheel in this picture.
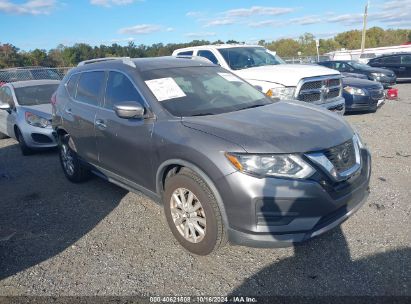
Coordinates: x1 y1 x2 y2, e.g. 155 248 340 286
170 188 207 243
61 143 75 176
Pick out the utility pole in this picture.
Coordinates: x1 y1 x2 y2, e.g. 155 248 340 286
361 1 369 53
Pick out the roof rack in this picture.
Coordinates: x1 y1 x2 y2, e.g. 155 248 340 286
77 57 136 68
174 55 214 64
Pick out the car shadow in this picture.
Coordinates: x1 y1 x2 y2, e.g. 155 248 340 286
229 157 409 297
229 226 410 296
0 142 127 280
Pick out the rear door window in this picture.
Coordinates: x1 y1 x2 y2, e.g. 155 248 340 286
76 71 105 106
66 73 80 98
383 56 400 64
401 55 411 65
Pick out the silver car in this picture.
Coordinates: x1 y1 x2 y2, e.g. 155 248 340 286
0 80 59 155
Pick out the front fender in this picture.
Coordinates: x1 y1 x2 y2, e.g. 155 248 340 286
155 158 231 229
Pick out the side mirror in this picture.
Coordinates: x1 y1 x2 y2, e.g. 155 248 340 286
254 85 263 92
0 103 11 112
114 102 145 119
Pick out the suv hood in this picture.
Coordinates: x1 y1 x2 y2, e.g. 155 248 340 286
234 64 340 87
182 102 353 154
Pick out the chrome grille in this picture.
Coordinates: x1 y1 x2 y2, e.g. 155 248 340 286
368 88 384 100
328 79 341 87
327 88 340 99
301 81 322 91
299 92 321 102
297 77 342 104
324 139 356 173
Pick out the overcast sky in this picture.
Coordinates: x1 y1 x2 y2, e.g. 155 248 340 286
1 0 410 50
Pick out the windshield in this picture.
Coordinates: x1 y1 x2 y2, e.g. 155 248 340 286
15 84 58 106
218 47 285 70
142 66 272 117
349 61 371 69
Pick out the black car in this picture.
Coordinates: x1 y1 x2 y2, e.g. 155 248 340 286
342 77 385 113
318 60 396 88
368 53 411 80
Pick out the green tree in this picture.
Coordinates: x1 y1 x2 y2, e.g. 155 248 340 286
266 39 301 57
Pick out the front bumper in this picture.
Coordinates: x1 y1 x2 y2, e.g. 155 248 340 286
295 96 346 116
344 92 382 112
218 149 371 247
19 124 57 148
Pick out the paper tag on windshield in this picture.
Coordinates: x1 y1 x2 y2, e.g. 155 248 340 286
218 73 243 82
145 77 186 101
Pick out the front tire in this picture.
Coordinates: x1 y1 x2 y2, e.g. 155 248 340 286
16 128 33 156
59 134 90 183
164 168 227 255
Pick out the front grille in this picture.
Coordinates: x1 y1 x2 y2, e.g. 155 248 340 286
299 92 321 102
327 88 340 99
324 139 356 173
369 88 384 100
301 81 322 91
31 133 53 144
297 77 342 104
328 79 341 87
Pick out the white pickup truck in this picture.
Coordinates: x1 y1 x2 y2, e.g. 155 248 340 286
172 45 345 115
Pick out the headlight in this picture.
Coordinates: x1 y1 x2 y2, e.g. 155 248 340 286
353 133 365 149
371 72 384 78
25 112 50 128
266 87 296 100
225 153 315 179
344 86 366 96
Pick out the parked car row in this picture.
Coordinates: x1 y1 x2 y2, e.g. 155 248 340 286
0 55 371 256
0 80 59 154
318 60 396 88
0 67 64 86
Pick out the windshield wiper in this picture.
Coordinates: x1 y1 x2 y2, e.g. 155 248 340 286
239 103 267 111
191 113 214 117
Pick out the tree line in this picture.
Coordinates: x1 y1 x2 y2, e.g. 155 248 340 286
1 27 410 68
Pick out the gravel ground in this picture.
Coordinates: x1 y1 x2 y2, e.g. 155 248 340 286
0 84 410 297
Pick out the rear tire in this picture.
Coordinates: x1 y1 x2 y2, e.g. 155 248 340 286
59 134 90 183
163 168 227 255
16 128 34 156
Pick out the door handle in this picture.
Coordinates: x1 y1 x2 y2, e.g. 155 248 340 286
95 119 107 129
65 108 73 115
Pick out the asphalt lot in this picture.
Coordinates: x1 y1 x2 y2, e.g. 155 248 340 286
0 84 410 297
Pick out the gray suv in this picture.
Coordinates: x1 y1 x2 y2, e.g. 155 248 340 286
52 57 371 255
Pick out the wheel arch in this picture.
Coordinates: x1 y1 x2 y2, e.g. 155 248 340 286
156 159 230 229
55 127 77 152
